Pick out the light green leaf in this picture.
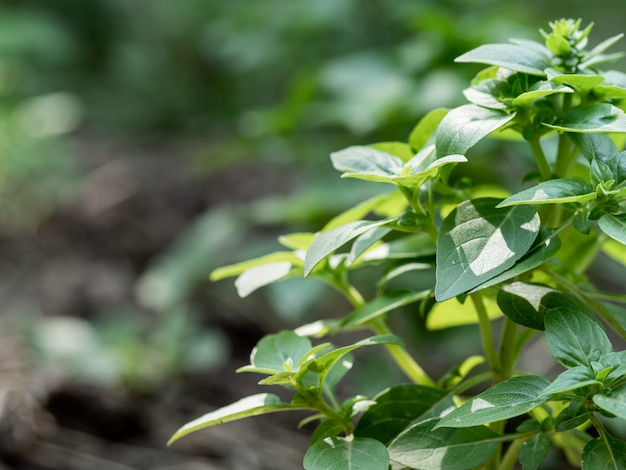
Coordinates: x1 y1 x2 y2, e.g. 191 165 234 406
545 103 626 133
548 73 605 92
168 393 301 445
303 437 389 470
388 418 501 470
323 193 402 232
497 178 596 207
593 385 626 420
409 108 448 152
304 218 398 276
210 251 303 281
436 104 516 158
598 214 626 244
235 262 299 297
544 307 613 369
348 226 391 265
427 295 501 330
237 330 312 375
519 433 551 470
435 198 540 301
342 290 431 328
370 141 414 162
331 146 402 183
355 384 451 444
540 366 599 397
436 376 550 428
581 436 626 470
455 43 551 75
512 81 573 107
278 232 316 250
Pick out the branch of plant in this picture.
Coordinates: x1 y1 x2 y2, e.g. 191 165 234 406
471 293 501 380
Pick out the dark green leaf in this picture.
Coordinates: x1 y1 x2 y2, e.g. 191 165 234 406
435 104 516 158
435 198 540 301
436 376 550 428
581 436 626 470
545 103 626 133
310 419 345 444
168 393 301 445
455 43 551 75
593 385 626 420
388 418 501 470
544 308 613 369
498 178 596 207
342 290 431 328
355 384 451 444
568 133 618 163
602 351 626 382
496 282 557 330
238 331 312 375
519 433 551 470
540 366 600 397
303 437 389 470
598 214 626 245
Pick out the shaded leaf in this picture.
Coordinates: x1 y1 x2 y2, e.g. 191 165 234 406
496 282 559 330
238 330 312 375
593 385 626 420
581 436 626 470
519 433 551 470
303 437 389 470
498 178 596 207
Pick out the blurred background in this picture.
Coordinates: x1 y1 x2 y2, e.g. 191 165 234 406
0 1 625 469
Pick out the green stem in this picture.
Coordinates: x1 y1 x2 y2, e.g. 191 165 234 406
498 317 518 381
554 93 574 177
471 293 500 379
498 437 528 470
529 138 552 180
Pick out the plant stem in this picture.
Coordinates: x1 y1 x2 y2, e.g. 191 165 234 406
529 138 552 180
498 317 518 381
471 293 501 379
554 93 574 177
498 437 528 470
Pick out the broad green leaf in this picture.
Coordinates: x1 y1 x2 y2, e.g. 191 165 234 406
581 436 626 470
540 366 600 397
455 43 551 76
469 229 561 293
463 80 508 110
323 192 403 231
348 226 391 264
545 103 626 133
342 290 431 328
498 178 596 207
211 251 303 281
436 104 516 158
168 393 301 445
544 307 613 369
426 295 501 330
235 262 299 297
355 384 451 444
548 73 605 92
303 437 389 470
304 218 398 276
568 133 618 163
331 146 402 182
496 282 560 330
519 433 551 470
598 214 626 245
409 108 448 152
436 376 550 428
371 141 414 162
388 418 501 470
593 385 626 420
238 330 312 375
435 198 540 301
512 81 573 107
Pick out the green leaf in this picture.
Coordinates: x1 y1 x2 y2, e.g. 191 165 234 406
568 133 618 163
544 308 613 369
427 295 501 330
348 226 391 265
342 290 431 328
168 393 301 445
436 104 516 158
331 146 402 183
436 376 550 428
496 282 563 330
548 73 605 93
323 192 404 231
519 433 551 470
540 366 600 397
512 81 573 107
279 232 316 250
211 251 303 281
238 330 312 375
455 43 551 75
581 436 626 470
598 214 626 244
602 351 626 382
593 385 626 420
303 437 389 470
370 141 414 162
304 218 398 276
409 108 448 152
354 384 452 444
498 178 596 207
545 103 626 133
388 418 501 470
435 198 540 301
469 230 561 293
235 262 300 297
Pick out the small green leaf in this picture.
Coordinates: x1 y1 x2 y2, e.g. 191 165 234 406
435 198 540 301
238 331 312 375
279 232 316 250
548 73 605 93
544 308 613 369
436 105 516 158
540 366 600 397
496 282 561 330
235 262 299 297
455 43 551 75
342 290 431 328
545 103 626 133
512 81 573 107
388 418 501 470
598 214 626 245
348 226 391 265
581 436 626 470
331 146 402 182
303 437 389 470
498 178 596 207
323 192 404 231
409 108 448 152
593 385 626 420
211 251 303 281
168 393 301 445
370 141 414 162
436 376 550 428
602 351 626 382
519 433 551 470
304 218 398 276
